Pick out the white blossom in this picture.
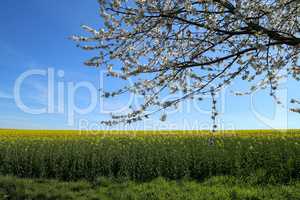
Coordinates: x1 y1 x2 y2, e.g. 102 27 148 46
72 0 300 126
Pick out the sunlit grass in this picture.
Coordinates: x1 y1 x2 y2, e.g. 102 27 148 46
1 175 300 200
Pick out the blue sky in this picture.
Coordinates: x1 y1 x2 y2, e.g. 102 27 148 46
0 0 299 130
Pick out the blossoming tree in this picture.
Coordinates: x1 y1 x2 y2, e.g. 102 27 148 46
72 0 299 129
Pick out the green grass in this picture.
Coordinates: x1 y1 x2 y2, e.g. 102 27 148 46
1 175 300 200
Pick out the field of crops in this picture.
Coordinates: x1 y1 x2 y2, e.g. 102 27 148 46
1 129 300 184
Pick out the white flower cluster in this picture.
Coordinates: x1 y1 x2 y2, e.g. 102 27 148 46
72 0 300 128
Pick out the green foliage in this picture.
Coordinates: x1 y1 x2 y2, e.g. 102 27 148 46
1 176 300 200
0 130 300 184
